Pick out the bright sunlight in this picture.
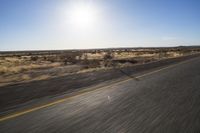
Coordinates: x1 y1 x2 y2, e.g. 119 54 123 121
68 3 97 29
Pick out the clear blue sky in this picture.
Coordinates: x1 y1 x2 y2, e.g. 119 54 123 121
0 0 200 50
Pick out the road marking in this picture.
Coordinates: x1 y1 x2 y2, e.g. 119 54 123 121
0 57 197 122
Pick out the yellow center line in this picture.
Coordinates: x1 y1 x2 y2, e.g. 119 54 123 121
0 57 196 122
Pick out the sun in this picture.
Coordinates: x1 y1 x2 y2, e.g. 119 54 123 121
69 4 97 29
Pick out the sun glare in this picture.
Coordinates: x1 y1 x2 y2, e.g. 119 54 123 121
69 4 97 29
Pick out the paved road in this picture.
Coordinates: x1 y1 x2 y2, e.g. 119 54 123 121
0 56 200 133
0 54 198 113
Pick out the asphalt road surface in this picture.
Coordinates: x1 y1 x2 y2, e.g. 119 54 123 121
0 56 200 133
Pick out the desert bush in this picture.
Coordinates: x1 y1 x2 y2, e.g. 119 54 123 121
27 53 32 56
81 59 101 69
46 56 57 63
43 56 47 61
158 51 168 58
60 52 78 65
179 50 190 55
0 57 5 60
102 52 115 67
0 66 6 74
16 55 21 58
30 56 39 61
103 52 114 60
81 53 88 60
134 52 141 56
149 51 155 54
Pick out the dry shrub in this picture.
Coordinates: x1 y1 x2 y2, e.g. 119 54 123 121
59 53 78 65
46 56 57 63
81 59 101 69
0 62 62 75
0 66 7 74
103 52 114 60
30 56 39 61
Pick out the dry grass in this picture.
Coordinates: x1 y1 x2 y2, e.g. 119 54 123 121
0 57 62 74
0 49 199 87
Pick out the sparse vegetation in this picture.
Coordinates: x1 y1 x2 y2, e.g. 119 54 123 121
0 46 200 86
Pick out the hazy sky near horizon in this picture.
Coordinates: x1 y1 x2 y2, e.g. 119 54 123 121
0 0 200 50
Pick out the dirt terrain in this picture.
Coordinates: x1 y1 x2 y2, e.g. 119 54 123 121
0 52 200 114
1 46 200 87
